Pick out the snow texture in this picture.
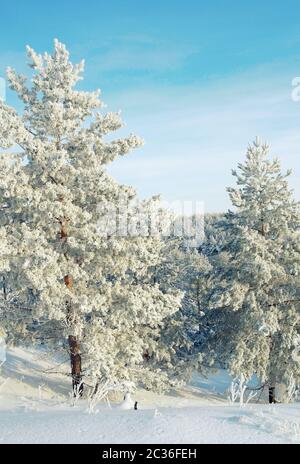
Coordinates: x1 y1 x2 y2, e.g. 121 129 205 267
0 347 299 444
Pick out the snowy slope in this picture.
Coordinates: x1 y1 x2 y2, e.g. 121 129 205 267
0 347 300 444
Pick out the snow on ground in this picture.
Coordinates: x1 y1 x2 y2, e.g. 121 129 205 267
0 347 300 444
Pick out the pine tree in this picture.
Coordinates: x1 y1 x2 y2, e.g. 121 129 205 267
199 138 300 402
0 40 182 394
152 234 211 382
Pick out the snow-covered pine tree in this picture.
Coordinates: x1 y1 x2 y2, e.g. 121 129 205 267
151 234 210 382
0 40 182 395
198 138 300 403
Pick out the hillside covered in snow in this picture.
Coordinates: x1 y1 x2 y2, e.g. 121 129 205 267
0 347 300 444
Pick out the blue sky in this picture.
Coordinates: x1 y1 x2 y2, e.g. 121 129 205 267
1 1 300 212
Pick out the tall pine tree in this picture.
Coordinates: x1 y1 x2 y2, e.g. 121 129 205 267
199 138 300 403
0 40 182 395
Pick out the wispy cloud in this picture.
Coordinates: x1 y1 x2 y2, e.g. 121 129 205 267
81 35 198 75
2 41 299 213
107 59 300 212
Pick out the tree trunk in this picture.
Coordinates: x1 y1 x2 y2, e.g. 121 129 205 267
68 335 83 396
269 386 276 404
61 214 83 395
56 148 83 396
64 274 83 396
262 218 276 407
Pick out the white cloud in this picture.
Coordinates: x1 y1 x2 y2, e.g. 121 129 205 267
108 59 300 212
82 35 198 74
2 43 299 213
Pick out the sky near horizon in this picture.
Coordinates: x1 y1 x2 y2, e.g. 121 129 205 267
1 1 300 212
